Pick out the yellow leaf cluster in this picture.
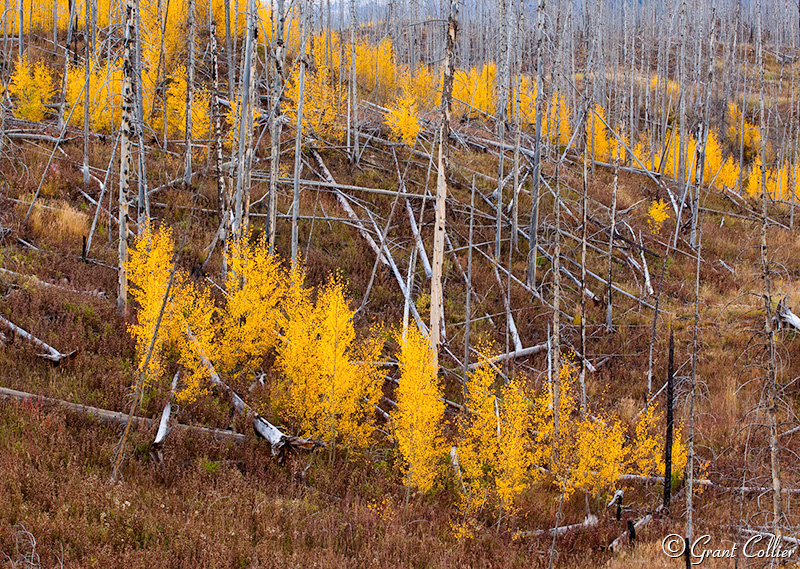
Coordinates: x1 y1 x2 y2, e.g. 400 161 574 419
355 37 396 101
385 93 421 147
275 274 382 449
456 344 537 513
9 57 54 122
164 65 211 139
65 60 123 131
747 158 799 200
587 106 611 162
452 63 496 119
286 57 347 142
726 102 761 162
217 236 287 374
647 199 670 235
532 363 626 499
393 327 445 493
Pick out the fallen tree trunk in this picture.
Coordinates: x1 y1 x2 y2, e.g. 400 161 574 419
0 386 246 442
0 316 77 363
186 327 325 456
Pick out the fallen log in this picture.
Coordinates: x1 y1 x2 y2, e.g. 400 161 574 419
186 327 325 456
0 386 246 442
0 315 77 363
0 267 106 298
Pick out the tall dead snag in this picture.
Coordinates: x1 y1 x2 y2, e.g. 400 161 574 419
429 0 458 366
268 0 286 252
184 0 195 184
348 0 358 164
211 20 228 234
663 323 674 512
494 0 509 261
605 160 618 330
756 0 784 539
118 0 137 315
527 0 545 290
290 0 310 265
233 0 256 241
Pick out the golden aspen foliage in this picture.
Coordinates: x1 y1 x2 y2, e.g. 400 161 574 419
702 131 742 190
65 60 124 131
217 235 288 374
171 278 217 404
647 199 670 235
452 63 496 119
563 414 626 499
393 326 445 493
405 66 437 113
587 106 611 162
631 402 688 479
532 363 626 499
515 75 537 125
164 66 211 139
495 379 535 511
355 37 396 101
286 60 347 142
726 102 762 162
9 57 55 122
544 94 572 147
275 275 383 450
457 344 501 510
126 224 183 389
386 93 422 147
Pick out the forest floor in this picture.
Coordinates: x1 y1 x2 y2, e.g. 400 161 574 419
3 94 800 568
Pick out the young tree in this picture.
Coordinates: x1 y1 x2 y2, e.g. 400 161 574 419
394 327 444 493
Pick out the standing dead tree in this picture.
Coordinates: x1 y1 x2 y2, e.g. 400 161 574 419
429 0 457 365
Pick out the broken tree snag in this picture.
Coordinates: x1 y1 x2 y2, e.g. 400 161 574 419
776 298 800 331
0 316 77 363
186 326 325 457
150 371 179 467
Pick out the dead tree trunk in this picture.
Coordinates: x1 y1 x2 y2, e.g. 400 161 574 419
268 0 286 253
664 323 674 512
117 0 137 315
291 0 310 265
527 0 545 290
184 0 195 185
430 0 458 366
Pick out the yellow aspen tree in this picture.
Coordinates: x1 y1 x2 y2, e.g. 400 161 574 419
165 66 211 139
647 199 670 235
276 275 383 451
286 61 347 141
393 327 445 493
172 278 217 404
385 93 422 146
217 235 288 373
632 402 689 478
126 224 183 388
587 106 611 162
354 37 396 101
457 345 500 511
9 57 55 122
496 379 535 511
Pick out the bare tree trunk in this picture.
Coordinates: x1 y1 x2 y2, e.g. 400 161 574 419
233 0 257 242
527 0 545 290
606 160 618 330
348 0 358 164
510 0 523 251
223 0 234 101
663 323 674 512
579 110 588 414
184 0 195 185
464 178 475 379
83 0 91 188
291 0 309 264
430 0 457 366
268 0 285 253
117 0 136 315
756 0 784 537
494 0 509 261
